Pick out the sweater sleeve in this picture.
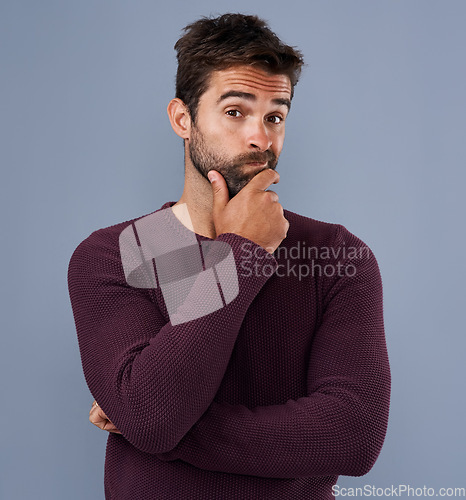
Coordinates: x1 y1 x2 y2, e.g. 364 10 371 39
68 229 277 455
157 226 391 478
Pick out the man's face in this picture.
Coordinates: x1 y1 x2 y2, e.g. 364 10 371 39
187 65 292 198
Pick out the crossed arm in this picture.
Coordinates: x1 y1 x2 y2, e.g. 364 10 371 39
70 230 281 454
83 230 390 479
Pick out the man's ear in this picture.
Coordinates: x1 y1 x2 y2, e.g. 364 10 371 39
167 98 191 140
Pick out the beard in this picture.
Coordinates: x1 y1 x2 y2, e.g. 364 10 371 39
188 123 278 198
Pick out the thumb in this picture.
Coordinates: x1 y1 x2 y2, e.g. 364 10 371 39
208 170 229 213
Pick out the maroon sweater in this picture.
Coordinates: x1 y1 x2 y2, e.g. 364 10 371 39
68 201 390 499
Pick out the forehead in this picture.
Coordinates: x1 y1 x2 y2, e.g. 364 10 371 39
206 65 292 100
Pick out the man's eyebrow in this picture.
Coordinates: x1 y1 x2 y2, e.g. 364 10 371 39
272 97 291 110
217 91 291 110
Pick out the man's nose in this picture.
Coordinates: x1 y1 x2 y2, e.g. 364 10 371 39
247 119 272 151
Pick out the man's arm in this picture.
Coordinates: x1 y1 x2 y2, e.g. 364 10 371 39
90 232 390 478
70 170 288 455
69 228 277 455
155 232 391 478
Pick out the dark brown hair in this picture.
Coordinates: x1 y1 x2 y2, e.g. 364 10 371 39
174 13 305 123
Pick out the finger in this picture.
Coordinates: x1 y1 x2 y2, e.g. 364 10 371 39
89 412 119 432
102 421 122 434
91 417 122 434
89 410 108 426
89 406 109 425
89 406 122 434
245 169 280 192
284 218 290 235
264 189 279 202
208 170 230 212
89 412 106 428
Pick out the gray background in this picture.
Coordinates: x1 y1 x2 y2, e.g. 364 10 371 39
1 1 465 498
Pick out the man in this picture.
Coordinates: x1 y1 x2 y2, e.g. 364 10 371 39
68 13 391 500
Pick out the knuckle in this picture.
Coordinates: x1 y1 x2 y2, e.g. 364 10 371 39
265 190 277 201
264 189 279 201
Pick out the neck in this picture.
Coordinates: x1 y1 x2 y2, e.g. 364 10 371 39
172 154 217 239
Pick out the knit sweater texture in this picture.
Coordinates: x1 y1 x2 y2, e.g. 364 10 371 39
68 201 391 500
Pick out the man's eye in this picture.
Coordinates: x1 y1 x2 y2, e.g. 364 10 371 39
226 110 242 117
267 115 283 124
